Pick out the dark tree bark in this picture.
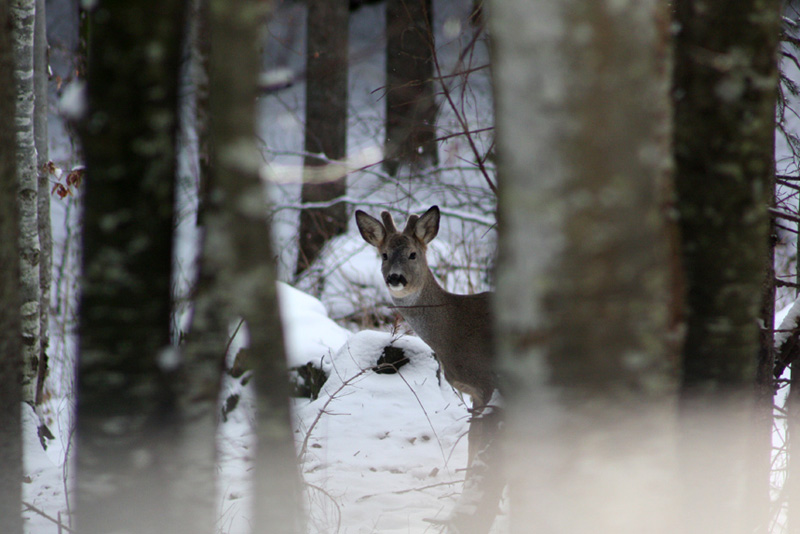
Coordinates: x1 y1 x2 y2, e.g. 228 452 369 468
674 0 779 393
672 1 780 533
490 1 678 532
75 1 186 532
755 194 776 532
384 0 437 175
0 2 24 532
296 0 349 275
33 0 50 405
207 0 305 532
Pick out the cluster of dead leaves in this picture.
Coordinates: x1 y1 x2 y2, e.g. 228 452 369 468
46 162 83 199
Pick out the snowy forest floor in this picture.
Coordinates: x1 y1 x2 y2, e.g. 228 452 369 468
23 0 800 532
21 281 508 534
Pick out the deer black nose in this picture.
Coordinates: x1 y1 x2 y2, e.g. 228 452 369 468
387 274 407 287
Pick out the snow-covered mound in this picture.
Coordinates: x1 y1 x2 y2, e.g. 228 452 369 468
294 329 473 533
278 281 350 373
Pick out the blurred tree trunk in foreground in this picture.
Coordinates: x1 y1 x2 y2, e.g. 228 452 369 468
384 0 437 175
174 2 226 529
75 1 187 532
673 1 780 533
296 0 349 275
0 1 24 531
207 0 306 532
491 1 678 533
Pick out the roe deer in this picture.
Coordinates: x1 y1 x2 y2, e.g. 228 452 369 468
357 206 503 531
354 205 496 412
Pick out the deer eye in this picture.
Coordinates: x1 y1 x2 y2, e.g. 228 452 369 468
382 253 388 261
409 252 417 260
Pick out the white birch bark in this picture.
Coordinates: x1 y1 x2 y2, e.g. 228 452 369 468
11 0 41 405
489 1 678 532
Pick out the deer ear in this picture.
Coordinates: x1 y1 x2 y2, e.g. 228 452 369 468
414 206 440 244
355 210 386 248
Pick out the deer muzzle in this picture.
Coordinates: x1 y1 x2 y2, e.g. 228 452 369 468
386 273 407 289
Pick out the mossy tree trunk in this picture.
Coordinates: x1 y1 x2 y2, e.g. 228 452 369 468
673 1 780 532
75 1 187 532
490 1 678 532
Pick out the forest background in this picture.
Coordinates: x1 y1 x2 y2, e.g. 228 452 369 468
2 0 800 533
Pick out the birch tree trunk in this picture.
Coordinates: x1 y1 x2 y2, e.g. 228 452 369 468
33 0 50 405
490 2 678 533
673 1 780 532
207 1 305 531
0 2 24 531
11 0 41 406
75 1 187 532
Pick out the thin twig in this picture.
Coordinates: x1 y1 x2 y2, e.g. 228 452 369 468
436 126 494 143
778 278 800 289
356 479 464 502
392 358 450 469
770 207 800 224
22 501 75 533
297 368 370 461
305 482 343 534
430 25 497 195
224 318 245 362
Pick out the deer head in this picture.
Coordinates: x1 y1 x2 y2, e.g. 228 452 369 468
355 206 440 299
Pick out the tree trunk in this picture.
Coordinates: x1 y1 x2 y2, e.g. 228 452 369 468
384 0 437 175
75 1 186 532
674 0 779 395
33 0 50 405
490 2 678 533
672 1 780 532
296 0 349 275
207 0 306 532
11 0 41 405
0 2 24 531
755 189 776 533
171 3 224 532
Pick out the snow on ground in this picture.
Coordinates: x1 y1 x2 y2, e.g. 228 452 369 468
24 280 499 533
21 402 72 534
217 281 493 533
295 330 474 533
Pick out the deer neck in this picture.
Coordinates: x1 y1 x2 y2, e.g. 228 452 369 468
391 268 445 307
390 269 450 344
